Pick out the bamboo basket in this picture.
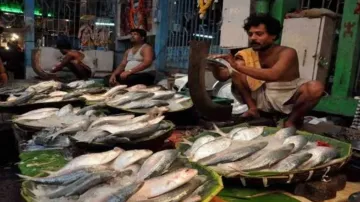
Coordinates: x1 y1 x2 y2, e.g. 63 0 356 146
176 125 352 188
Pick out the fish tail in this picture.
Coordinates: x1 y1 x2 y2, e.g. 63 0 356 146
210 123 228 137
17 174 34 180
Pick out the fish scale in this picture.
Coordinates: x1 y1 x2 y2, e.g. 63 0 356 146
191 137 232 162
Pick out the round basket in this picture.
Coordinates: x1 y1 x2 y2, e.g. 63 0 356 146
176 126 352 188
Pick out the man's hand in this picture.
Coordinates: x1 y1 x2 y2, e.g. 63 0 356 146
208 54 236 67
109 74 118 86
120 71 132 80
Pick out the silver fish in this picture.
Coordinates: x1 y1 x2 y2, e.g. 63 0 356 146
34 127 71 147
29 94 49 102
18 168 92 185
107 92 154 106
20 108 59 117
34 97 63 103
127 168 198 202
242 144 295 171
211 124 263 141
94 136 130 144
191 137 232 162
122 100 169 109
81 94 107 102
89 115 135 128
111 150 153 172
283 135 308 153
26 80 62 93
14 110 58 122
152 91 176 100
48 147 123 177
0 91 35 107
139 86 163 93
63 87 105 100
141 177 205 202
73 129 110 143
76 80 96 89
184 135 216 157
106 181 144 202
75 103 106 115
103 85 128 98
269 153 313 172
47 171 114 199
56 104 73 117
67 80 87 88
198 141 268 166
49 91 68 97
126 84 147 92
101 116 165 138
47 118 91 140
137 149 178 181
273 127 297 140
298 146 338 169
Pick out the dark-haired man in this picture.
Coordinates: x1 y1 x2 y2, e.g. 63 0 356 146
209 14 324 128
51 37 95 79
106 28 155 87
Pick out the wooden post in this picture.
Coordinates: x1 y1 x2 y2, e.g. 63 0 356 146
188 41 232 121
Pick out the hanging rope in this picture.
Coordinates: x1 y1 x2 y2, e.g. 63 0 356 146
198 0 213 19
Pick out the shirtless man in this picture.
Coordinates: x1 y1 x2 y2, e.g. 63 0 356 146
209 14 324 128
51 37 95 80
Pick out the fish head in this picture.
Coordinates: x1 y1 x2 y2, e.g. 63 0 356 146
148 116 165 125
178 168 199 180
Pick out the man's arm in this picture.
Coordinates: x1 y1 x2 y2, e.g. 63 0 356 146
51 53 75 73
231 48 297 81
112 50 129 76
126 45 154 74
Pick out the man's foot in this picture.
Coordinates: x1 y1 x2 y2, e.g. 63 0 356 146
241 108 260 118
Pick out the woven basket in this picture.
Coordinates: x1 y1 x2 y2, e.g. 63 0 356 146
176 125 352 188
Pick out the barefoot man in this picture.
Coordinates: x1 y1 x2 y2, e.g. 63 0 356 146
209 14 324 128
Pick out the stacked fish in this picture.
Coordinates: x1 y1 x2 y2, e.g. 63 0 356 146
105 84 191 111
182 125 339 177
14 104 173 148
0 80 104 106
20 147 218 202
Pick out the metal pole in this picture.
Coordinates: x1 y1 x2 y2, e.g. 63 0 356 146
155 0 170 71
24 0 35 79
256 0 270 14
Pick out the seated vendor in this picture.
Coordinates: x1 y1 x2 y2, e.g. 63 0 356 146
209 14 324 128
106 28 155 87
51 38 95 80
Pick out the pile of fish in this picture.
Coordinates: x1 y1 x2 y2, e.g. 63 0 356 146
20 147 216 202
104 84 191 111
0 80 102 106
182 125 339 177
14 104 173 148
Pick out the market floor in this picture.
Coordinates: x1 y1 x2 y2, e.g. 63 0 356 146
0 129 24 202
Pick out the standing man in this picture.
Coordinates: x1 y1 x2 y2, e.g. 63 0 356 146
209 14 324 128
106 28 155 87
